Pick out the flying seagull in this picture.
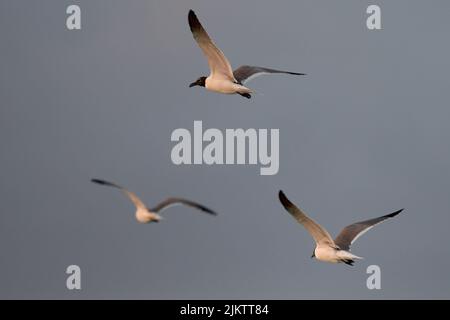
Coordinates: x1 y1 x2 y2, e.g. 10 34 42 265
278 191 403 266
91 179 217 223
188 10 305 99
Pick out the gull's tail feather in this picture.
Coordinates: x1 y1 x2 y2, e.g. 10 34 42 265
337 250 363 261
252 89 264 97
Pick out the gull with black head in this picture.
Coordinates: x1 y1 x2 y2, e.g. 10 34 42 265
188 10 305 99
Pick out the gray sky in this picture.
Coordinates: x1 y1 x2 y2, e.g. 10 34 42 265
1 0 450 299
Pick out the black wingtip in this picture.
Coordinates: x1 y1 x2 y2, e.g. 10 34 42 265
91 178 107 185
201 206 218 216
278 190 293 210
188 9 199 30
387 208 404 218
91 178 121 189
192 201 217 216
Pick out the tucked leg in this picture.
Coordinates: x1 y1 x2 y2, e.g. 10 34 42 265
238 92 251 99
343 259 354 266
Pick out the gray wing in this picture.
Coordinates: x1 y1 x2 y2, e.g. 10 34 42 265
151 197 217 216
334 209 404 251
188 10 235 81
91 178 147 210
278 191 335 246
233 65 305 84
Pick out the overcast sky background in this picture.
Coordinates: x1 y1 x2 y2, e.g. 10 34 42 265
1 0 450 299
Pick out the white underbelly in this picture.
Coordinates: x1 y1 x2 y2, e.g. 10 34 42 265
315 246 340 263
136 209 154 223
205 77 252 94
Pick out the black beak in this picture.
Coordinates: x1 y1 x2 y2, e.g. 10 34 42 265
311 251 315 259
189 82 197 88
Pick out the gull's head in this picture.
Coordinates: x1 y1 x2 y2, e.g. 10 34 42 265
189 76 206 88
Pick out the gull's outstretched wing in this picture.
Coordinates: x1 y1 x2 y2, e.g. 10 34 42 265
188 10 235 81
334 209 404 251
233 65 305 84
91 179 147 211
278 191 335 246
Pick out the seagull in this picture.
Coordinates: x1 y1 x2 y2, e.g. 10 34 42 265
278 191 403 266
91 179 217 223
188 10 305 99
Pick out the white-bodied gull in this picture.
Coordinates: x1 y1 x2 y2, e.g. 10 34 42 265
188 10 305 99
278 191 403 266
91 179 217 223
